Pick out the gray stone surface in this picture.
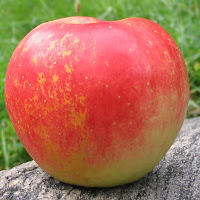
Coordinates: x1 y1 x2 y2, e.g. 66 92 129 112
0 117 200 200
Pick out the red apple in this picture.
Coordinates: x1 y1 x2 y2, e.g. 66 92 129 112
5 16 189 187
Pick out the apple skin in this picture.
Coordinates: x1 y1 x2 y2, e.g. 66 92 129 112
5 16 189 187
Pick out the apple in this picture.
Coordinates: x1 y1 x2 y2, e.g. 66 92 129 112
5 16 189 187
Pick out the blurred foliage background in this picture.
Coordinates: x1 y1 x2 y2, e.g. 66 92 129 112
0 0 199 170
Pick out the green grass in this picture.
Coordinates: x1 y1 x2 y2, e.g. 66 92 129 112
0 0 199 170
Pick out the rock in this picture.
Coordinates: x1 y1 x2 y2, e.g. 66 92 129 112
0 117 200 200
